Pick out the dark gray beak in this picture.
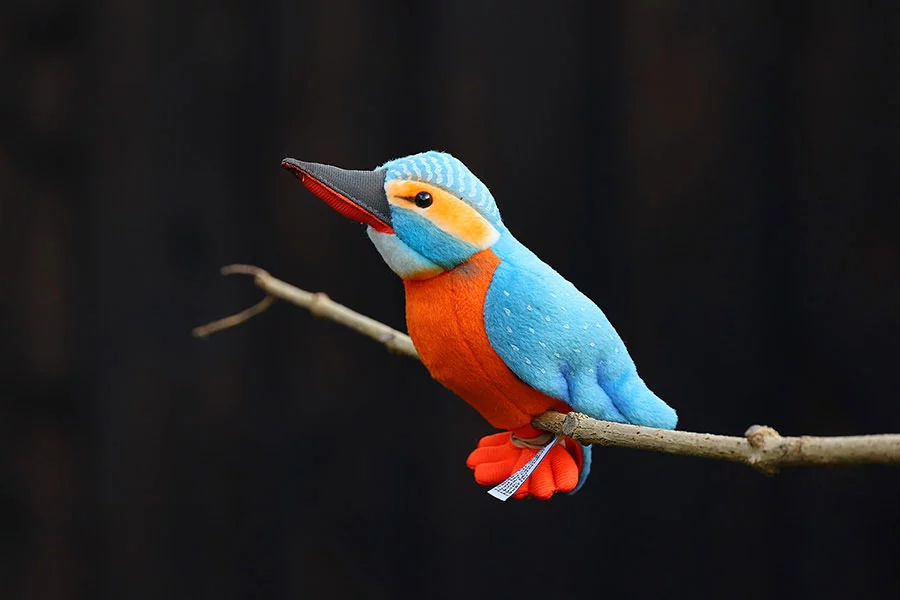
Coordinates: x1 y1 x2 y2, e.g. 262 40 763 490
281 158 393 234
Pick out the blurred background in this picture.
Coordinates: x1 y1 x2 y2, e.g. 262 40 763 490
3 0 900 598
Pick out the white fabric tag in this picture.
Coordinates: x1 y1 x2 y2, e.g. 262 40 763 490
487 433 562 501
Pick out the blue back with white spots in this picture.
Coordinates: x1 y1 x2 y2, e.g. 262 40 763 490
486 236 631 399
486 235 678 429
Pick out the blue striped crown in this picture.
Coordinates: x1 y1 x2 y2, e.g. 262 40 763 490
379 151 502 227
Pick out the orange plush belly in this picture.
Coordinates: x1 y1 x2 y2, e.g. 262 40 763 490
404 249 567 430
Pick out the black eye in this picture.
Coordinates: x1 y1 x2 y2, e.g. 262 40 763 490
414 191 433 208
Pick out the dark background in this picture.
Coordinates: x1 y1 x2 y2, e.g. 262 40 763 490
3 0 900 598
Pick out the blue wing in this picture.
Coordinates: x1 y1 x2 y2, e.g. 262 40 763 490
484 236 677 430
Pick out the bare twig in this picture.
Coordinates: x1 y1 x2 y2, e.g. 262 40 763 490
194 264 418 357
192 294 276 338
195 264 900 473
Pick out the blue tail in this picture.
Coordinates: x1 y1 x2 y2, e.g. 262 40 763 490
567 444 592 494
605 370 678 430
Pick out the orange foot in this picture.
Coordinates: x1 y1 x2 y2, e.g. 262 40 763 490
465 429 584 500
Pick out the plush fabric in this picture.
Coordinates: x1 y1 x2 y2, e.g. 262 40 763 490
385 180 500 250
574 445 592 493
367 229 442 280
404 249 571 430
387 154 676 498
390 206 482 270
465 431 583 500
380 151 502 227
289 150 677 500
485 234 677 429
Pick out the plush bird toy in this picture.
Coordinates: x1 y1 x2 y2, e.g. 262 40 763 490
282 151 677 500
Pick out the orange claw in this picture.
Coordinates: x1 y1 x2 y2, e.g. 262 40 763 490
466 432 520 485
466 431 584 500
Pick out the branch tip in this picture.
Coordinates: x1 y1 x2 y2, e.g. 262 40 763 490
562 412 581 437
192 294 276 338
221 264 269 278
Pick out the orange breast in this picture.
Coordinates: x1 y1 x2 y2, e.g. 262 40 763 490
404 249 567 430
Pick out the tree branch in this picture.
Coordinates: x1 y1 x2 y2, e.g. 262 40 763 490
195 264 900 474
532 412 900 475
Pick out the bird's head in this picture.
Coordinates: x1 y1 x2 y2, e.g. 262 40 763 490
282 151 503 280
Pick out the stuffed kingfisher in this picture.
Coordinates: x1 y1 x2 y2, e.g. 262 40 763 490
282 151 677 500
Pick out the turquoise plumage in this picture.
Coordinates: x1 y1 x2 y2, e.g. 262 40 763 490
486 234 677 429
283 150 678 499
382 151 677 430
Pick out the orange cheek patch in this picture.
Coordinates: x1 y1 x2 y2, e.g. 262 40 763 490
386 180 499 249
